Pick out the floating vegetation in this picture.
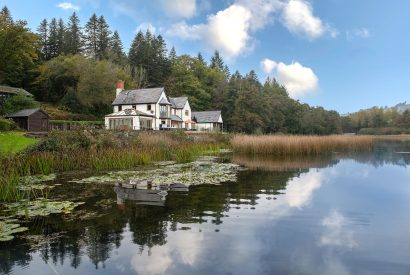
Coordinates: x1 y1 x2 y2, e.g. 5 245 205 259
19 184 55 191
71 157 244 186
0 219 28 241
20 174 56 185
5 199 84 218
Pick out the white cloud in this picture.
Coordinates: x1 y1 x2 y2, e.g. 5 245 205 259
281 0 328 39
167 4 252 58
284 170 323 208
319 209 358 249
163 0 197 18
57 2 80 11
346 28 370 40
261 59 319 98
261 58 277 74
136 22 157 34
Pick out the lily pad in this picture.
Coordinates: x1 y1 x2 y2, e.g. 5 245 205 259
5 199 85 218
70 157 244 187
0 220 28 241
20 174 56 185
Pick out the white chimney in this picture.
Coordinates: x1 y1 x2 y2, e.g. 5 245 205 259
116 80 124 97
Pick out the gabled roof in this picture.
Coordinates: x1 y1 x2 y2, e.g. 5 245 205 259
169 97 188 109
0 85 33 97
6 108 47 118
170 114 183 122
192 111 222 123
159 97 171 105
112 87 165 105
105 109 154 117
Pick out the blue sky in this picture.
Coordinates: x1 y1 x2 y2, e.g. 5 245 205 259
1 0 409 113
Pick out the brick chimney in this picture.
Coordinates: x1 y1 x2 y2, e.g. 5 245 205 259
116 80 124 97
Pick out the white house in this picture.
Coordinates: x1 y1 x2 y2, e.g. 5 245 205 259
192 111 223 132
169 97 193 130
105 80 172 130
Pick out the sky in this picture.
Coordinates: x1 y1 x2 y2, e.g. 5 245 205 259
1 0 410 114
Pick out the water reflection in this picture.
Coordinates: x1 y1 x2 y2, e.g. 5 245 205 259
1 140 410 274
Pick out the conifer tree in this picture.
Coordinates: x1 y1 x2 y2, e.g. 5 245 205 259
37 19 49 60
210 50 224 71
84 13 98 58
57 18 65 55
96 15 111 60
47 18 58 58
197 52 206 65
65 12 82 54
169 46 177 62
109 30 125 65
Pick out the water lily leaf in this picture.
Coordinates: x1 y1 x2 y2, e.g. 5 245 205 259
0 220 28 242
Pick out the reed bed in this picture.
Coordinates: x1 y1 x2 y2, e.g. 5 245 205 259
231 135 374 156
0 130 226 202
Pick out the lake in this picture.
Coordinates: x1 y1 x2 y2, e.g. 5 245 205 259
1 140 410 275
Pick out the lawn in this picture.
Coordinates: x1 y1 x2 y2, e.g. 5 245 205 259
0 132 39 155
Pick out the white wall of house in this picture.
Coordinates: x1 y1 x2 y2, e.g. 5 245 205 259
195 114 223 131
171 101 192 129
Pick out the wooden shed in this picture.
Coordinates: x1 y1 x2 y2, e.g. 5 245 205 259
6 108 49 132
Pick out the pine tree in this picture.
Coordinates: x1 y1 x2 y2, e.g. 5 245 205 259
65 12 82 54
210 50 224 71
197 52 206 65
96 15 111 60
109 30 125 65
37 19 49 60
169 46 177 62
57 18 65 55
84 13 98 58
47 18 58 58
223 65 231 78
0 6 12 23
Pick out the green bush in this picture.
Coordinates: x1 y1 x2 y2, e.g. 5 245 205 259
0 118 16 131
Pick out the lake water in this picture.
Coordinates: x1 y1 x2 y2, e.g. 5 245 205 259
1 140 410 275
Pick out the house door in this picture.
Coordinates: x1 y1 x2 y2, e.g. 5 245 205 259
41 118 48 131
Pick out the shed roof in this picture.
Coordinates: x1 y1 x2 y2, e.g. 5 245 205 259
0 85 33 97
105 109 154 117
192 111 222 123
169 97 188 109
6 108 47 118
112 87 165 105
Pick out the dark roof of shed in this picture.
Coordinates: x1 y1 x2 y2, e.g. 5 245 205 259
6 108 47 118
0 85 33 97
112 87 165 105
169 97 188 109
192 111 222 123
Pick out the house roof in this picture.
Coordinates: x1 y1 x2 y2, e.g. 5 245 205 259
105 109 154 117
6 108 47 118
159 97 171 105
192 111 222 123
0 85 33 97
170 114 183 122
169 97 188 109
112 87 165 105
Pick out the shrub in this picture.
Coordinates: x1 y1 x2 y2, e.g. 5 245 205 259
0 118 16 131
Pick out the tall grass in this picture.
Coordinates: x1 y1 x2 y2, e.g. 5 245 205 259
0 130 226 202
231 135 374 156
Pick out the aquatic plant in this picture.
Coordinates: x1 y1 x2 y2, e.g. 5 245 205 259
6 199 84 217
231 135 374 156
0 219 28 241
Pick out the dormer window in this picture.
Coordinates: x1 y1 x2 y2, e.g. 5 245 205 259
132 105 136 110
147 104 152 111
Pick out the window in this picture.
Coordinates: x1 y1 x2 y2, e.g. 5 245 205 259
147 104 152 111
132 105 136 110
118 105 122 111
185 110 189 116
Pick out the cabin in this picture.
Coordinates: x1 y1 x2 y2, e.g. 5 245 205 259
6 108 49 132
192 111 223 132
0 85 33 105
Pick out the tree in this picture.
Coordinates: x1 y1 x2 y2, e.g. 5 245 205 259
0 93 39 115
57 18 65 55
96 15 111 60
109 30 125 65
47 18 59 58
84 13 98 58
0 6 39 86
65 12 82 55
210 50 224 71
169 46 177 63
197 52 206 65
37 19 49 60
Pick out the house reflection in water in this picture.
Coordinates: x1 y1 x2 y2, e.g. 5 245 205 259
114 181 189 208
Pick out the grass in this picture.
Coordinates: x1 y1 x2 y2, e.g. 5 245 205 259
0 132 40 155
231 134 374 156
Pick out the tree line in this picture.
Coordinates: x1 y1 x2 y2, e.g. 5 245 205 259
2 5 394 134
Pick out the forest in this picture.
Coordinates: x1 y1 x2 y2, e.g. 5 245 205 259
0 6 408 134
